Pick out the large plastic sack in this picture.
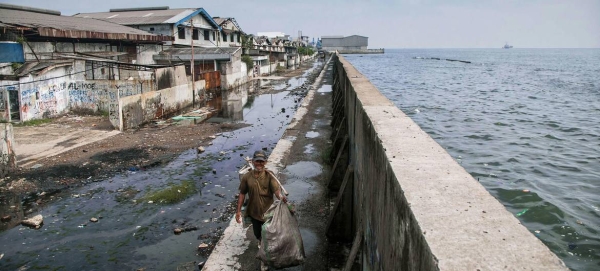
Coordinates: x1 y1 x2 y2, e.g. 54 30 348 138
256 200 305 269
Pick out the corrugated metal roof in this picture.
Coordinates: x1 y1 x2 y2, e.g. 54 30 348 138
154 47 239 61
213 18 226 25
75 8 220 30
74 8 193 24
0 8 171 42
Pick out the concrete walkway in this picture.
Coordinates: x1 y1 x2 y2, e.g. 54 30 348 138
203 58 335 270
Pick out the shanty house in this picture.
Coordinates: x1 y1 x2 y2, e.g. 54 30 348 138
0 4 205 131
74 7 222 48
213 17 243 47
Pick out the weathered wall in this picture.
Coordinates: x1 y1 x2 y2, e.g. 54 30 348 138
156 65 188 90
172 14 218 47
0 123 16 178
332 54 569 270
220 50 248 90
19 66 72 121
18 63 153 122
118 79 203 131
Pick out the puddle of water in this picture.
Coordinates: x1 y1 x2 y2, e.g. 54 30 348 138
284 161 323 179
299 228 319 255
304 144 314 154
317 84 332 93
305 131 320 138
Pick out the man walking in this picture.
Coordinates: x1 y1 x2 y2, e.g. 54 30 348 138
236 150 287 270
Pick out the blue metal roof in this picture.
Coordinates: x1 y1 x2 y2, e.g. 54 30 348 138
174 8 221 31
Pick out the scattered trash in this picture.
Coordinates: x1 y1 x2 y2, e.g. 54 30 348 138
174 228 182 234
148 201 154 204
30 164 43 169
21 215 44 229
576 220 584 225
197 261 205 268
197 147 205 153
522 189 530 193
198 243 209 249
516 209 529 217
90 217 98 223
129 167 139 172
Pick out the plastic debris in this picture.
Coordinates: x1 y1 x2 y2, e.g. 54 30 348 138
522 189 530 193
516 209 529 216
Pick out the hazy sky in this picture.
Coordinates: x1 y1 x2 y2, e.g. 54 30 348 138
3 0 599 48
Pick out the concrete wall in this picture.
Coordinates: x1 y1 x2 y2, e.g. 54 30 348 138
332 54 569 270
0 123 16 178
220 50 248 89
17 62 153 122
118 80 203 131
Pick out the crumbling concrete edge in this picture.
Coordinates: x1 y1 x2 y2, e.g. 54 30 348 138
202 57 332 270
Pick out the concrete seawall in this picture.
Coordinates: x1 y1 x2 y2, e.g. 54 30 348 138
328 53 569 270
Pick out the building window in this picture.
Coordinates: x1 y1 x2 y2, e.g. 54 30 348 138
230 34 234 42
204 30 209 41
149 27 155 31
212 31 216 41
222 32 227 41
237 34 240 43
178 26 185 39
193 29 199 40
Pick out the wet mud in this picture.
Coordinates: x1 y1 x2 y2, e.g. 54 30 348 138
0 60 325 270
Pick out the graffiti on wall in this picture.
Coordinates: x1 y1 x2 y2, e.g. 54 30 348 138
19 79 154 122
20 82 68 121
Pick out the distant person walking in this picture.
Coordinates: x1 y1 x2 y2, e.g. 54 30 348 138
236 150 287 270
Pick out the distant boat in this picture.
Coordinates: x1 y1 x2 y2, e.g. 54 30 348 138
503 43 513 49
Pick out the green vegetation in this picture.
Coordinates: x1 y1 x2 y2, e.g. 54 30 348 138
142 180 197 204
14 118 53 127
321 146 332 164
298 46 315 56
242 55 254 72
11 62 22 72
241 34 254 50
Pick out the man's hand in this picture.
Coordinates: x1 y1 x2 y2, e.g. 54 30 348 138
235 211 242 224
281 196 288 203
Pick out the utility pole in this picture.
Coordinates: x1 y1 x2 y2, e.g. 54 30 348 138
191 19 195 107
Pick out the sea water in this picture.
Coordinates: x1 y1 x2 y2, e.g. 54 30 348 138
346 48 600 271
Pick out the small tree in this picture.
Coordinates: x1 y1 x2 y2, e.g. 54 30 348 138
241 34 254 50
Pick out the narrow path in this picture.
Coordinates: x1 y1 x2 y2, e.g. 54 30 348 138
203 57 334 270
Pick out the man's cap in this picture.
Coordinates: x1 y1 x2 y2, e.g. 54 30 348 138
252 150 267 161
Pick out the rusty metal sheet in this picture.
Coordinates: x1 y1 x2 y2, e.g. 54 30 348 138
200 71 221 90
37 28 172 42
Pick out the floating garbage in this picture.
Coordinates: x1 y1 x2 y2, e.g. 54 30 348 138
516 209 529 216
